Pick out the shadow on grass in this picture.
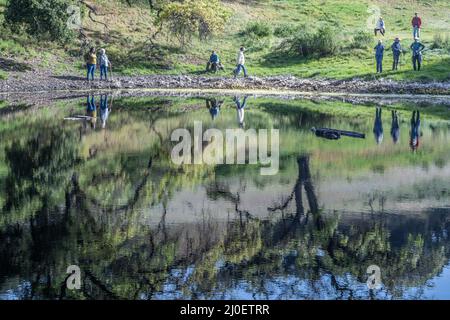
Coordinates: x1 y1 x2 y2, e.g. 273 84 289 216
0 57 32 72
339 56 450 82
389 56 450 82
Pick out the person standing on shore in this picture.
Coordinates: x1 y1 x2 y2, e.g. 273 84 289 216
410 38 425 71
84 47 97 81
98 49 111 81
391 37 402 70
374 40 385 73
411 13 422 39
234 47 248 78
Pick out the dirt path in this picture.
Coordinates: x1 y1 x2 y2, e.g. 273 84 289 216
1 69 449 96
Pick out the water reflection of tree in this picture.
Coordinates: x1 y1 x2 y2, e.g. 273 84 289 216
1 103 450 300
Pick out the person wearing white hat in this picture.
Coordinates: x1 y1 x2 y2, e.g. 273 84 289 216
410 37 425 71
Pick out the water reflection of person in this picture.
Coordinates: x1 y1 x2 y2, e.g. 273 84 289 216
390 110 400 144
86 94 97 129
100 94 111 129
373 107 383 144
234 95 248 128
410 110 421 151
205 98 223 121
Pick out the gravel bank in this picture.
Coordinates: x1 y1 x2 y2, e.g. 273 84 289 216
1 70 449 95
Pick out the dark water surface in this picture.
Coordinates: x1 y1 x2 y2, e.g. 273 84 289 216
0 94 449 300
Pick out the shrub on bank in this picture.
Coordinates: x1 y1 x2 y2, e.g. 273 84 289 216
350 30 373 49
278 26 339 58
240 21 273 51
241 21 272 38
431 33 450 52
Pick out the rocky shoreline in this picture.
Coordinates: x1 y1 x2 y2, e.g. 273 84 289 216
1 70 449 96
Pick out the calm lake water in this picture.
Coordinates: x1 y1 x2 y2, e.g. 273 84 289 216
0 94 449 300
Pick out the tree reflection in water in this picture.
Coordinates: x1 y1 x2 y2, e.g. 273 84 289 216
0 95 449 300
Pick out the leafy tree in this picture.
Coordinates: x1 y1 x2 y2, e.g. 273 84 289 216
157 0 231 47
4 0 76 42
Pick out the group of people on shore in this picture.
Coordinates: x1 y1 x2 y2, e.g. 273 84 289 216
373 12 426 73
205 46 248 78
84 47 112 81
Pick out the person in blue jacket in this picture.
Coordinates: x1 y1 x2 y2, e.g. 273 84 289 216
206 50 223 72
410 38 425 71
374 40 385 73
391 37 402 70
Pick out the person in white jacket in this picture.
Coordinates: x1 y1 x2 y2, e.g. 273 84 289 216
374 17 385 36
234 47 248 78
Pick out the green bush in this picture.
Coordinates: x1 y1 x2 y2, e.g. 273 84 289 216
279 26 339 58
274 24 299 38
4 0 76 43
0 70 8 80
239 21 273 52
431 33 450 51
241 21 272 38
350 30 373 49
157 0 231 47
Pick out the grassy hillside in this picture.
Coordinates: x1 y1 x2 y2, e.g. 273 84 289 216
0 0 450 81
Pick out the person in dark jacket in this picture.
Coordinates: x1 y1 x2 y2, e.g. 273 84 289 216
390 110 400 144
410 110 421 151
391 38 402 70
410 38 425 71
373 107 383 144
374 40 385 73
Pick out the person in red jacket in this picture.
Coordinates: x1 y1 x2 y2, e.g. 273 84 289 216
412 13 422 39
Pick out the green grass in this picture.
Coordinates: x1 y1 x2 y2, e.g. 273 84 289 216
0 0 450 81
0 70 7 80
